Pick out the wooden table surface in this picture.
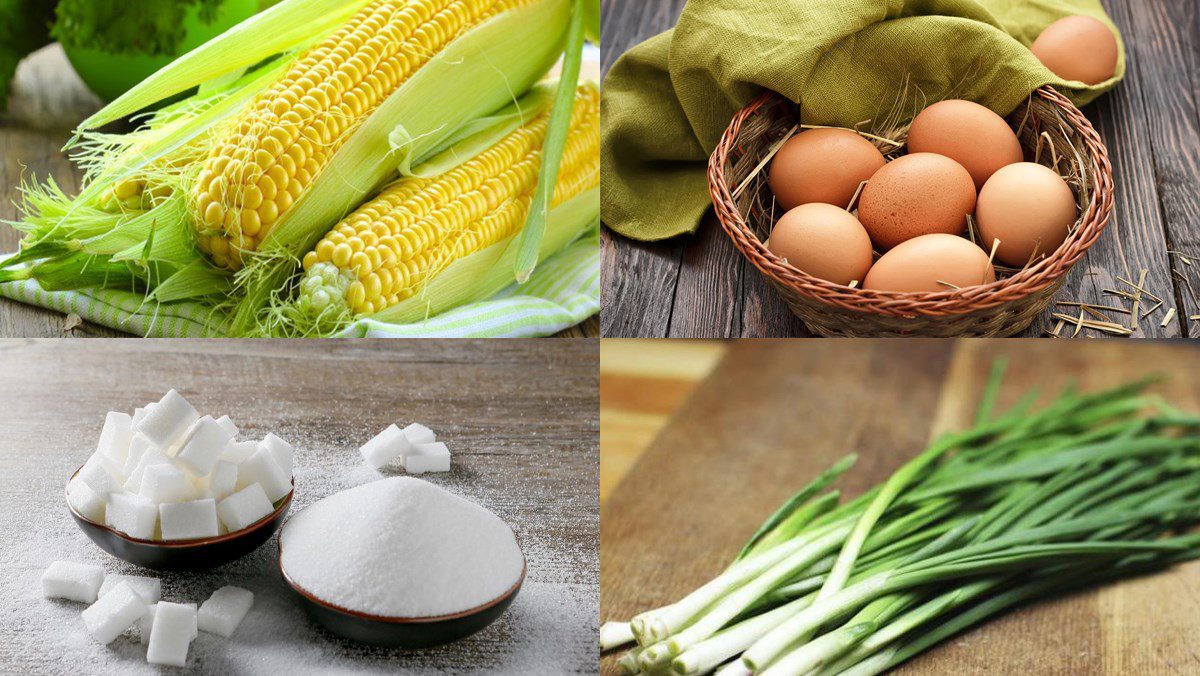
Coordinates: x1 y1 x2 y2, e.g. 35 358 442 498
600 0 1200 338
600 339 1200 674
0 339 599 673
0 45 598 338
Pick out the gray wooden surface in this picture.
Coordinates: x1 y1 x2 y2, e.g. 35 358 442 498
0 339 599 673
600 0 1200 338
0 45 599 338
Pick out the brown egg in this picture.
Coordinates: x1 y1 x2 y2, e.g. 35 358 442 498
976 162 1077 267
767 203 873 286
1031 15 1119 85
864 234 996 293
906 100 1024 190
767 128 887 210
857 153 976 250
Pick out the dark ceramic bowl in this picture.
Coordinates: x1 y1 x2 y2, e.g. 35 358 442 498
67 465 293 572
279 539 525 648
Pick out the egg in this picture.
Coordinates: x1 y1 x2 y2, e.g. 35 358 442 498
976 162 1077 267
864 234 996 293
767 128 887 210
1031 15 1119 85
766 203 873 286
906 100 1023 190
856 153 976 250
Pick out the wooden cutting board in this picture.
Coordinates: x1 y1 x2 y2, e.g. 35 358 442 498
600 339 1200 675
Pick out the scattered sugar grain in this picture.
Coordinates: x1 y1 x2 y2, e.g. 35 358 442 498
81 581 144 644
99 574 160 603
279 477 522 618
42 561 104 603
197 586 254 637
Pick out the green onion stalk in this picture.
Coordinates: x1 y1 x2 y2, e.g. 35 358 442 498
601 364 1200 675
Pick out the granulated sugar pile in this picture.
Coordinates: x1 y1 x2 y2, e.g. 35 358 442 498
280 477 524 618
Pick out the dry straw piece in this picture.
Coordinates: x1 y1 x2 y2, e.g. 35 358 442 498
708 86 1114 337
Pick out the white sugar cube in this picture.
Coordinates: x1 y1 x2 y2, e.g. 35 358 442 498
122 434 155 476
259 433 294 476
42 560 104 603
140 464 193 504
236 448 291 502
77 454 121 499
175 416 234 476
214 415 239 437
160 499 218 540
66 477 106 523
403 442 451 474
99 574 161 604
106 493 158 539
139 603 156 643
147 601 196 667
132 404 154 426
220 439 258 464
207 461 238 500
136 390 199 450
82 581 145 644
217 483 274 532
96 411 133 470
360 424 411 470
197 586 254 637
402 422 436 445
124 446 171 492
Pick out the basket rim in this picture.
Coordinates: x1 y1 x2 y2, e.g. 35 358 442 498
708 85 1114 318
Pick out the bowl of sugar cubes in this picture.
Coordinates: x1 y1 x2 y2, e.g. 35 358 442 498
65 389 295 571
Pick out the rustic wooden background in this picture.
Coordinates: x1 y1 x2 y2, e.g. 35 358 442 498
0 46 599 338
600 0 1200 338
0 339 599 672
600 339 1200 674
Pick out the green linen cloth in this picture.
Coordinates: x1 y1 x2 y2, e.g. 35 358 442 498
0 229 599 338
601 0 1124 241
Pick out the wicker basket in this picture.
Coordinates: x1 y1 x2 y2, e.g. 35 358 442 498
708 86 1113 337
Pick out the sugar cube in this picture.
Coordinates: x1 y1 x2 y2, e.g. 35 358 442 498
147 601 197 667
259 432 294 476
96 411 133 470
122 433 156 476
217 483 274 532
66 477 106 522
124 446 172 492
221 439 258 464
106 492 158 539
132 404 154 426
402 422 436 445
77 454 121 499
160 498 219 540
136 390 199 450
99 574 161 604
140 464 194 504
360 424 411 469
403 442 451 474
236 447 291 502
42 560 104 603
207 461 238 500
175 416 234 476
197 586 254 637
214 414 239 437
82 581 145 644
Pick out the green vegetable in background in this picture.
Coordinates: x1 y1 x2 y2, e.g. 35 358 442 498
0 0 55 105
51 0 226 57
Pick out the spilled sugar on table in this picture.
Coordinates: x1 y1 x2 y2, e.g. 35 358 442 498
0 339 599 673
600 339 1200 674
600 0 1200 338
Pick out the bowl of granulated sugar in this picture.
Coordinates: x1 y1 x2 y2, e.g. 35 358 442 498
278 476 525 648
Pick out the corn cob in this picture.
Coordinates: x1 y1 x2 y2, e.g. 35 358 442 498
292 83 598 319
192 0 532 269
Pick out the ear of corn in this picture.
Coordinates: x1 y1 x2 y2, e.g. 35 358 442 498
269 81 599 335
